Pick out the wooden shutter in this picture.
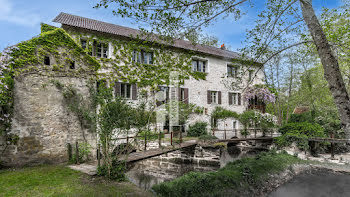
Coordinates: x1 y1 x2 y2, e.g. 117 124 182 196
238 93 241 105
228 93 232 105
207 90 211 104
115 82 121 97
132 84 137 100
184 88 189 104
178 88 182 101
218 91 222 104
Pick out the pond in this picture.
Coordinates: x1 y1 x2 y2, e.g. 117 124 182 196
126 145 267 190
268 170 350 197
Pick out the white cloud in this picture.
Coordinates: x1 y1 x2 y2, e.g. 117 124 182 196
0 0 41 27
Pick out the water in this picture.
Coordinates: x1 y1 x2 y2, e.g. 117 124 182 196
126 145 266 190
268 170 350 197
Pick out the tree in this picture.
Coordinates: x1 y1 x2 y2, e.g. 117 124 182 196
95 0 350 138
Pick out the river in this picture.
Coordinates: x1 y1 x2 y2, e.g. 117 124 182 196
268 169 350 197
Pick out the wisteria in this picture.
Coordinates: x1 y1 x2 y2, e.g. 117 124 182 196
243 85 276 103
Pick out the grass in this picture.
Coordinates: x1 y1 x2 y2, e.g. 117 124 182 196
152 151 307 197
0 165 153 197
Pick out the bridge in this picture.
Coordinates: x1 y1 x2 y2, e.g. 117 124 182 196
117 136 275 163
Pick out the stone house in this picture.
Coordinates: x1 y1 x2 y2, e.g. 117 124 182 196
0 12 265 166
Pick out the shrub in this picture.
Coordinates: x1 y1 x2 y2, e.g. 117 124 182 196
289 112 314 123
152 151 303 197
187 122 208 137
97 160 126 181
71 142 92 163
275 122 326 150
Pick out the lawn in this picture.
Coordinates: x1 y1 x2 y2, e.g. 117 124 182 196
0 165 153 197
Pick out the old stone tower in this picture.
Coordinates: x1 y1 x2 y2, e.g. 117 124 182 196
0 27 98 166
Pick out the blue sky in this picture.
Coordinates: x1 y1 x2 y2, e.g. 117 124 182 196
0 0 342 51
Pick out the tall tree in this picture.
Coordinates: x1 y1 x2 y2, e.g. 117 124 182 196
95 0 350 138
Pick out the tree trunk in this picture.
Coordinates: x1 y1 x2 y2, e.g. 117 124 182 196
300 0 350 139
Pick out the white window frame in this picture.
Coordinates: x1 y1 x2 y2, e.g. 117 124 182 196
120 83 132 99
132 50 153 64
192 58 207 73
211 91 218 104
96 42 109 58
227 64 239 78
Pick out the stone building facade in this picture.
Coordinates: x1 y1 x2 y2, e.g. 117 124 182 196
0 12 265 166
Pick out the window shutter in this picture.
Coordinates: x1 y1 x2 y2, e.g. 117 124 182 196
184 88 189 104
238 93 241 105
207 90 211 104
178 88 182 101
132 84 137 100
228 93 232 105
218 91 222 104
115 82 121 97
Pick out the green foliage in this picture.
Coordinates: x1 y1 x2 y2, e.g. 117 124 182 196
138 130 164 141
71 142 92 163
152 151 304 197
198 134 218 141
289 112 314 123
187 122 208 137
97 162 127 181
40 23 57 33
275 122 326 150
211 106 239 120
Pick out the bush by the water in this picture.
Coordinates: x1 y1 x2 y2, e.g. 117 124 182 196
152 151 303 197
187 122 208 137
275 122 326 150
289 112 314 123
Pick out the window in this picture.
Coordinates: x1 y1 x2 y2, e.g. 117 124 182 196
227 65 238 77
248 70 254 81
96 43 108 58
211 91 218 104
229 93 241 105
44 56 50 65
192 59 206 72
132 50 153 64
81 40 87 50
181 88 185 101
69 61 75 69
121 83 132 99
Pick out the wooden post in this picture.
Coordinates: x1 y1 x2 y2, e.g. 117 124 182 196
224 130 227 140
158 132 161 148
97 143 101 168
330 132 335 159
180 126 183 143
67 143 72 162
144 133 147 151
75 141 79 165
171 131 173 146
126 136 129 148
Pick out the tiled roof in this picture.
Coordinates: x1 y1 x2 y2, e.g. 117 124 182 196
53 12 242 60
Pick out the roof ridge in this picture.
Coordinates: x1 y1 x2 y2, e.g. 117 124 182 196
53 12 242 60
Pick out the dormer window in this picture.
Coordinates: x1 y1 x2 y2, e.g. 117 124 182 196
132 50 153 64
192 59 206 72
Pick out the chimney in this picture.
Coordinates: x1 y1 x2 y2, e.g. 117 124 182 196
220 44 226 50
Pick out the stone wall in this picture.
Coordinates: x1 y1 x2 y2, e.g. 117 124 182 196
0 75 96 166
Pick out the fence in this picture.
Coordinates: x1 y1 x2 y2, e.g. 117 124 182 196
212 128 277 140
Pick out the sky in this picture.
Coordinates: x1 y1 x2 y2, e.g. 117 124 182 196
0 0 342 52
